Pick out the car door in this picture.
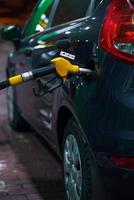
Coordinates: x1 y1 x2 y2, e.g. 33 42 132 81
14 0 59 129
16 0 93 143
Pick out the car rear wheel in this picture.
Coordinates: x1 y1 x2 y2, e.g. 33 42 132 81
62 118 92 200
7 86 29 132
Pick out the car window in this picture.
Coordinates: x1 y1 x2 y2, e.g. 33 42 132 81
22 0 54 38
52 0 91 26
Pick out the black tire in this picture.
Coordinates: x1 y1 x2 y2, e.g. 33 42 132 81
7 85 29 132
62 118 92 200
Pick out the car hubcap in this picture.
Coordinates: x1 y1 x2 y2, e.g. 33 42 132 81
7 87 14 121
64 134 82 200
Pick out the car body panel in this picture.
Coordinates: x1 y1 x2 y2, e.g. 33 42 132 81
13 0 95 146
9 0 110 165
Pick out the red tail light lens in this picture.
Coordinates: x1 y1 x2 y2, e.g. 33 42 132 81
100 0 134 63
109 156 134 169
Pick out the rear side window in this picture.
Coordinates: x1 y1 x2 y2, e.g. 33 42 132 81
52 0 91 26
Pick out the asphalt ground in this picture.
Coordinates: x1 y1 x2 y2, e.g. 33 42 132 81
0 41 65 200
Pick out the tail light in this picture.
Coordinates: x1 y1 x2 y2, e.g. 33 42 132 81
99 0 134 63
109 156 134 169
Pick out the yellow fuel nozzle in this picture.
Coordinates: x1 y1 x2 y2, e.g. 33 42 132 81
51 57 80 81
0 57 92 91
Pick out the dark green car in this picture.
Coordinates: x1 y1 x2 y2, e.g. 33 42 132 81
2 0 134 199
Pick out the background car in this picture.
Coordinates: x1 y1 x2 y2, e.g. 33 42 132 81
1 0 134 199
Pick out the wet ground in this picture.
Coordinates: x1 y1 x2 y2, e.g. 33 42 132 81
0 41 65 200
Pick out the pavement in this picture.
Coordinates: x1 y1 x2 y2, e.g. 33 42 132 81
0 41 65 200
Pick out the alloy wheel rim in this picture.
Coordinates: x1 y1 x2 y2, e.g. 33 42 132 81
64 134 82 200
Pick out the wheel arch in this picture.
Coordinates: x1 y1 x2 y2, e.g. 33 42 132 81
57 105 73 152
56 104 89 152
56 105 106 199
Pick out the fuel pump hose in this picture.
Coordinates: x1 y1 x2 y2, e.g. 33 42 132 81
0 65 55 90
0 57 92 90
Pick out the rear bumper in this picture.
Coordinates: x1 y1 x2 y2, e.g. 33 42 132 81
101 167 134 199
96 152 134 199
